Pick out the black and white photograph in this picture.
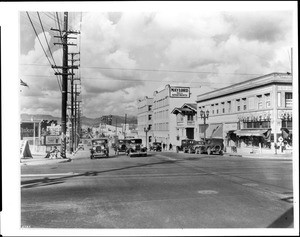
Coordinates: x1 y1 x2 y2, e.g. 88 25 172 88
0 1 299 236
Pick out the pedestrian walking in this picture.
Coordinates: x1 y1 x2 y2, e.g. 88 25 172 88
163 143 166 151
169 143 173 151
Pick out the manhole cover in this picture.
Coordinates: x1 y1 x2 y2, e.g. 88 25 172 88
197 190 218 195
243 183 259 187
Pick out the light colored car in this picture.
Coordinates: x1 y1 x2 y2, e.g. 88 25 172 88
126 139 147 157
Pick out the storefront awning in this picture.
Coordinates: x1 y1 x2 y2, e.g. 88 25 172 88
234 129 269 137
206 124 223 139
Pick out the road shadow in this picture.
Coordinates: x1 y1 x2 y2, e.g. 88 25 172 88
21 159 178 189
268 207 293 228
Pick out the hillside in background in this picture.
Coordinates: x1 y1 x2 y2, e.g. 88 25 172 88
20 114 137 127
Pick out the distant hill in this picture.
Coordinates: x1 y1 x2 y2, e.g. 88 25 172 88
20 114 137 127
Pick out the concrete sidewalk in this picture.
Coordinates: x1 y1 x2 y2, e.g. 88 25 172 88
20 150 83 166
162 149 293 160
226 152 293 160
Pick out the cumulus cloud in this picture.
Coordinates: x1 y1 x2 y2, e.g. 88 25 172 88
20 10 293 118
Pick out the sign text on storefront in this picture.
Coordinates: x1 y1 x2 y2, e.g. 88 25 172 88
170 87 190 98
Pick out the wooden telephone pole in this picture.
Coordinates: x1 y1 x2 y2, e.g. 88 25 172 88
51 12 80 158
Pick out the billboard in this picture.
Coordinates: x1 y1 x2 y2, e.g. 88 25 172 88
45 135 61 145
169 86 190 98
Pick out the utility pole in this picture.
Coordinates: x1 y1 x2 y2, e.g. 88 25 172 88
68 52 80 153
51 12 80 158
60 12 68 158
291 47 293 76
124 113 127 138
115 117 118 136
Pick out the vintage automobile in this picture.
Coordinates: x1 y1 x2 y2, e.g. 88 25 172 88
193 138 224 155
115 139 130 155
150 142 162 152
176 139 197 153
90 138 109 159
126 138 147 157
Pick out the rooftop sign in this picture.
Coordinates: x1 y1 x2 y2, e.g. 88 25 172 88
170 86 190 98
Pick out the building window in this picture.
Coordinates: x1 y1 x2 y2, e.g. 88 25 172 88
282 119 292 129
148 105 152 111
211 104 214 115
277 92 281 107
236 99 240 111
257 95 263 109
265 93 271 108
221 102 225 113
148 114 152 121
242 98 247 111
177 114 184 122
187 114 194 121
285 92 292 107
244 121 270 129
227 101 231 113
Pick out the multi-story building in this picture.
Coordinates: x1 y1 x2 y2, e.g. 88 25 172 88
196 72 293 154
151 85 202 147
137 96 153 147
171 103 197 141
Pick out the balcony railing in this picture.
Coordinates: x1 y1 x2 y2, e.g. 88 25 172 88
187 121 195 126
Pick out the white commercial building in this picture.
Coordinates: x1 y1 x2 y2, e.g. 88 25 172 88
196 72 293 155
151 85 202 148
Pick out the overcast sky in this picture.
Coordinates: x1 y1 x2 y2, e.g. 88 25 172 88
19 5 294 118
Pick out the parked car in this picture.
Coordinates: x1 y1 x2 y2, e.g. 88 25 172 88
115 139 130 155
126 138 147 157
193 138 224 155
176 139 197 153
90 138 109 159
150 142 162 152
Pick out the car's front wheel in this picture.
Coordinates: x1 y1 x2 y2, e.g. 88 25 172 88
207 147 211 155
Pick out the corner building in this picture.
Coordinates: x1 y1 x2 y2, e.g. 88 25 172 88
152 85 202 147
196 73 293 154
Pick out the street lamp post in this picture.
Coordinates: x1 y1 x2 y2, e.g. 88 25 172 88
144 127 150 149
200 110 209 142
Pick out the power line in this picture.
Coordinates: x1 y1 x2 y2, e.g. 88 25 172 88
20 74 236 86
19 63 263 77
26 12 62 92
37 12 62 90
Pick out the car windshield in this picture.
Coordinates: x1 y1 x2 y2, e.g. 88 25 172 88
130 139 142 144
119 140 128 144
92 139 107 145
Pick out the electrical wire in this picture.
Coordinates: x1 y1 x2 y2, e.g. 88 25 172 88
26 11 62 92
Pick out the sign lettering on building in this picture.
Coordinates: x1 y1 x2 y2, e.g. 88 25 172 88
169 86 190 98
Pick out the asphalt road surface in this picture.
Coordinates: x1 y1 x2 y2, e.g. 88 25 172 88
21 150 294 229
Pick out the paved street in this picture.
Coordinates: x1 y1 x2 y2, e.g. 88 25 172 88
21 150 293 228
